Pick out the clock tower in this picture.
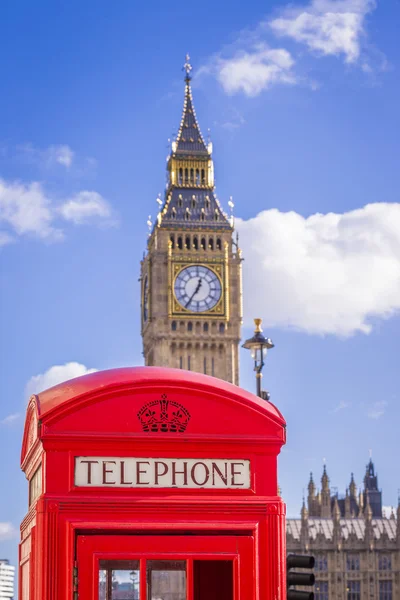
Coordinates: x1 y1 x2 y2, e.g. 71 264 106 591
140 58 242 385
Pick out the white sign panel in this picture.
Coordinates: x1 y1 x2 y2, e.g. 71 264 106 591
75 457 251 489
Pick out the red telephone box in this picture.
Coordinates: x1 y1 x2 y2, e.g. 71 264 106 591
20 367 286 600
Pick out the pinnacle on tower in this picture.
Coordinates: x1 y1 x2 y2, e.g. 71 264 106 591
364 492 373 521
174 54 209 156
159 56 231 230
333 496 341 521
321 464 329 490
308 472 315 495
349 472 357 497
301 498 309 520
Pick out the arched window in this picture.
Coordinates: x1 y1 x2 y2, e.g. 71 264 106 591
195 169 200 185
209 238 214 250
185 236 191 249
214 210 219 221
216 238 222 250
203 322 209 332
193 237 198 250
200 209 205 221
205 196 210 209
184 168 188 184
170 235 175 248
201 169 205 185
178 168 183 185
188 322 193 332
190 168 194 184
201 237 206 250
185 208 190 221
219 323 225 334
171 208 176 220
171 321 177 331
178 236 183 250
191 197 196 209
178 196 183 208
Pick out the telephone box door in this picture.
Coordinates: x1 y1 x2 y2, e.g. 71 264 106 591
77 534 254 600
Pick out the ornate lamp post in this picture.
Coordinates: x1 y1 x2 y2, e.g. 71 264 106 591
242 318 274 399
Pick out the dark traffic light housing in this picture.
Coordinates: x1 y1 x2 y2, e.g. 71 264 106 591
287 554 315 600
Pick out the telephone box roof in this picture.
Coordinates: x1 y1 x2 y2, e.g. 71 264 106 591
31 366 285 426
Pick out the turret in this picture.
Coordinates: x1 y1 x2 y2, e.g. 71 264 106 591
333 496 341 521
363 458 382 517
344 488 351 518
364 493 373 521
307 472 317 515
349 472 357 497
300 498 309 551
321 464 331 518
364 492 374 550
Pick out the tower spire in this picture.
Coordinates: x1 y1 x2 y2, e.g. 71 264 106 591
158 57 231 230
174 56 209 156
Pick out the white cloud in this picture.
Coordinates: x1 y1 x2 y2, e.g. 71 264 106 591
17 143 75 169
382 505 396 518
269 0 376 64
0 231 15 247
216 107 246 131
0 413 21 425
236 202 400 336
367 400 387 419
201 0 380 96
332 400 350 412
209 46 297 97
59 191 114 225
25 362 98 399
0 179 63 241
50 144 74 168
0 178 115 245
0 522 17 541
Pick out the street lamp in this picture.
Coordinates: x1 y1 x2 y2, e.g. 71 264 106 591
242 318 274 399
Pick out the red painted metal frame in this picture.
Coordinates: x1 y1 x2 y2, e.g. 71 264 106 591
19 367 287 600
77 534 254 599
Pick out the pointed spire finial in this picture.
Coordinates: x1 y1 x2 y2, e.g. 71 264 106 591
333 496 341 521
183 54 192 81
301 497 308 520
364 491 373 520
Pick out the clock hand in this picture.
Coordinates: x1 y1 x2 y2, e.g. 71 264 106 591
185 278 202 308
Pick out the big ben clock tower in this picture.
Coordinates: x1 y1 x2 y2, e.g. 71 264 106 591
140 57 242 385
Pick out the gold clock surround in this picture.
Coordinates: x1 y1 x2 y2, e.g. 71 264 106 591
169 261 227 318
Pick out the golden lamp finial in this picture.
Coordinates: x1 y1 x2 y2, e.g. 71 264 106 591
254 318 263 333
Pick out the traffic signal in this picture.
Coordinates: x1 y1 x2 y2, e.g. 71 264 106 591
287 554 315 600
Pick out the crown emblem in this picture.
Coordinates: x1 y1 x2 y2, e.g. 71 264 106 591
137 394 191 433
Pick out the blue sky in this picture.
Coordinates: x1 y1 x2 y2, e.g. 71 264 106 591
1 0 400 574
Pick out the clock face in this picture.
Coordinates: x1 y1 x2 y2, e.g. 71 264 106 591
174 265 222 313
143 275 149 322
